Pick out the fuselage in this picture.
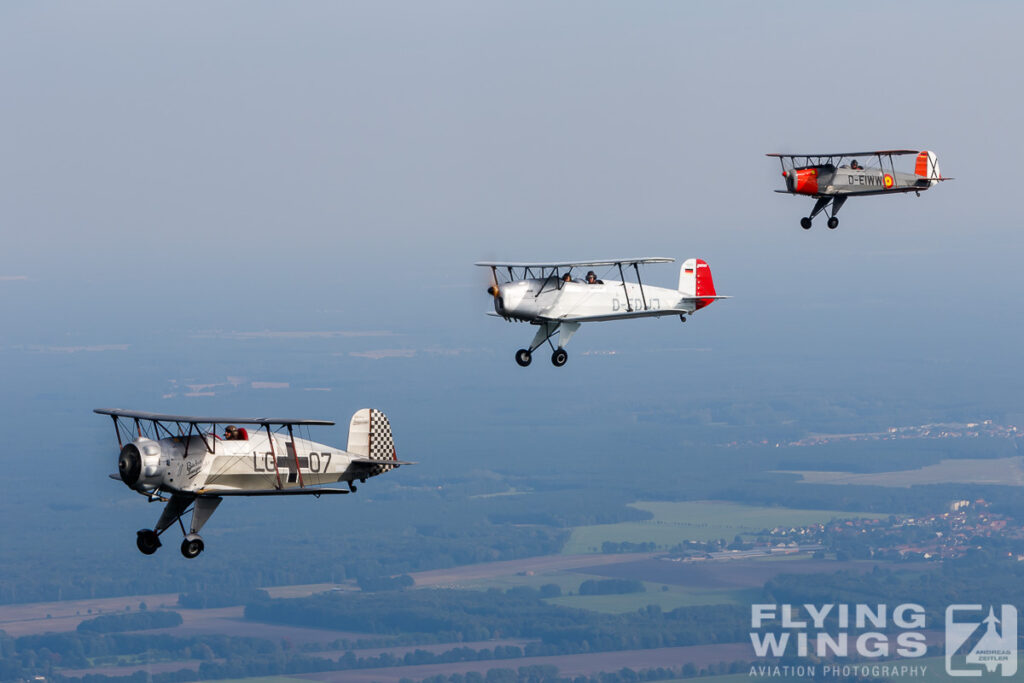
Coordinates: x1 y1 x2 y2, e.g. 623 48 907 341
786 165 931 196
495 277 691 321
119 432 362 495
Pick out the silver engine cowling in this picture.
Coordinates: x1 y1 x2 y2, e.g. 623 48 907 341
118 439 162 490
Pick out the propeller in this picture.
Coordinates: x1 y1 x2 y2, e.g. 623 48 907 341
484 266 504 314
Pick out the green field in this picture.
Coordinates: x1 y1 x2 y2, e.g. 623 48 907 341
546 584 760 613
563 500 890 554
784 456 1024 488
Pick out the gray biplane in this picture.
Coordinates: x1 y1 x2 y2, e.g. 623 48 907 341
768 149 950 229
95 408 411 558
476 257 728 367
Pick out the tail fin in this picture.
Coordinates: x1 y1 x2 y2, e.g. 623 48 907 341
347 408 397 474
914 150 941 186
679 258 717 310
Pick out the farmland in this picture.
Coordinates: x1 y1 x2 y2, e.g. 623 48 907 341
563 500 890 553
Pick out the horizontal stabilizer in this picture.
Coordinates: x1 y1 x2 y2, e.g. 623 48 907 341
350 457 416 467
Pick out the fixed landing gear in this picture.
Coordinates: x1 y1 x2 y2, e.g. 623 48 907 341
513 321 579 368
136 529 161 555
679 315 687 323
135 494 220 558
803 196 846 230
180 534 204 559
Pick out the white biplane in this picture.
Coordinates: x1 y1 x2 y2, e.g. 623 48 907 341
476 258 728 367
95 408 411 558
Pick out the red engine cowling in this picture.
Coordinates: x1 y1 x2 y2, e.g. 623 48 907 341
786 168 819 195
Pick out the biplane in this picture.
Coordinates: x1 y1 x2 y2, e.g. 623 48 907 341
476 257 728 367
95 408 411 558
768 150 950 229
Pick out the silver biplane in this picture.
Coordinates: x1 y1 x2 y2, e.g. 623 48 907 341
476 257 728 367
95 408 411 558
768 149 950 229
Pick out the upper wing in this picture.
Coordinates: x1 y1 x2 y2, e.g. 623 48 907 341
94 408 334 427
767 150 918 158
475 257 674 268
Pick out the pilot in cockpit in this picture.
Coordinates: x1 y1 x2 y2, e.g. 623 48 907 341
586 270 603 285
850 159 862 170
224 425 239 440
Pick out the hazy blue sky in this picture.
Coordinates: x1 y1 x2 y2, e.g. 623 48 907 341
1 2 1022 435
3 2 1024 583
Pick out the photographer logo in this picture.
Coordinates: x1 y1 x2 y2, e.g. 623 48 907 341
945 605 1017 677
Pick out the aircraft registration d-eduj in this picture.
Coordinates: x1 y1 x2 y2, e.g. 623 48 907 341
768 149 951 229
477 257 728 367
95 408 412 558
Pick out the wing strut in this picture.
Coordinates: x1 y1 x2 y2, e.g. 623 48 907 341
633 262 648 311
287 424 305 488
616 263 633 312
265 424 282 490
110 415 123 448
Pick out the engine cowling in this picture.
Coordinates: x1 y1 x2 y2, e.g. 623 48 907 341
118 439 163 490
788 168 819 195
118 444 142 487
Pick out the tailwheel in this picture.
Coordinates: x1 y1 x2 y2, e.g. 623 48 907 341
800 217 812 230
551 348 568 367
679 315 687 323
827 216 839 230
180 534 204 559
136 529 161 555
515 348 532 367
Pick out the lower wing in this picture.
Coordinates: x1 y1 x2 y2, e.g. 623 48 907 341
196 486 351 496
543 301 728 323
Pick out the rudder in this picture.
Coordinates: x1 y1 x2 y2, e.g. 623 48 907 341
348 408 398 475
914 151 940 186
679 258 717 310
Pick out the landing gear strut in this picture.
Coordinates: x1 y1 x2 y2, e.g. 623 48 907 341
802 196 846 230
134 494 220 558
513 321 580 368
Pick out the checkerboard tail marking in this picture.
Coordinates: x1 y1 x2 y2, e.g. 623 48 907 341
347 408 397 477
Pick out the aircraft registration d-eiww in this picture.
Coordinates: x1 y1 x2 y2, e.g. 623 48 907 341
95 408 412 558
768 149 951 230
476 257 728 367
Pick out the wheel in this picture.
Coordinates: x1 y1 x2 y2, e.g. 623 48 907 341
800 217 812 230
515 349 532 367
551 348 568 367
180 535 204 559
136 529 161 555
827 216 839 230
679 315 687 323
